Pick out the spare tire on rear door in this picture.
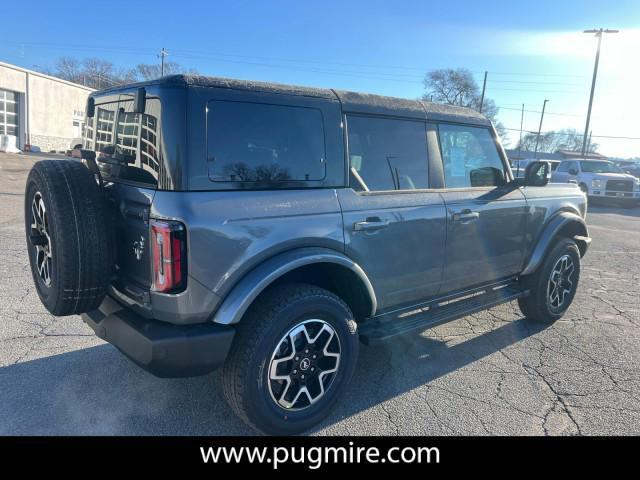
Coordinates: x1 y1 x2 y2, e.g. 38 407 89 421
24 160 113 316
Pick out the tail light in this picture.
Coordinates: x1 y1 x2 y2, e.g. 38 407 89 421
150 220 187 293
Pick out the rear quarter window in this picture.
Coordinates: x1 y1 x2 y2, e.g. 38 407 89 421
83 98 162 187
207 101 326 184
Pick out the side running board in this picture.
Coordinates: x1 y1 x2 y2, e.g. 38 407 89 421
359 285 527 345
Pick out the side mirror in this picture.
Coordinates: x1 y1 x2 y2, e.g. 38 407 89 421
524 161 550 187
134 87 146 114
568 168 578 176
86 97 95 118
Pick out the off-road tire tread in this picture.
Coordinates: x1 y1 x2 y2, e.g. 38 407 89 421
221 283 355 433
518 238 580 323
25 160 112 315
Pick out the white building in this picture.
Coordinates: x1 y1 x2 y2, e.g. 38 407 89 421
0 61 94 152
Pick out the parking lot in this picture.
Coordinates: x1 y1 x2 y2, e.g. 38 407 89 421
1 151 638 435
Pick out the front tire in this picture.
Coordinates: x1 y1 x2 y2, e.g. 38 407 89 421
518 238 581 323
222 283 358 435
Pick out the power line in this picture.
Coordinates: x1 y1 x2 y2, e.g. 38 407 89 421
503 127 640 140
473 70 586 78
481 78 583 86
496 106 580 117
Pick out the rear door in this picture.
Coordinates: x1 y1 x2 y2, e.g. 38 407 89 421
338 114 446 312
435 123 528 294
84 96 163 299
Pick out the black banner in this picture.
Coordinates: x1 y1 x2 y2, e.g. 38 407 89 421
0 436 635 472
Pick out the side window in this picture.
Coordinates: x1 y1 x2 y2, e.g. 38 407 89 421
208 101 326 183
438 124 506 188
346 115 428 192
556 161 569 173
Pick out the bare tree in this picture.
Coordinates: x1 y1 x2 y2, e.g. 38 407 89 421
517 128 599 153
424 68 478 106
55 57 83 84
82 58 117 88
51 56 198 88
423 67 505 138
135 61 181 80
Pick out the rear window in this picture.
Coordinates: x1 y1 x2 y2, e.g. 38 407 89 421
83 99 162 187
207 101 326 183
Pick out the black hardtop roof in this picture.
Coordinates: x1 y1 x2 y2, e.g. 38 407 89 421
95 74 491 125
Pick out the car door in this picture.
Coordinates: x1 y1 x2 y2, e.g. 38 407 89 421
434 123 528 294
338 114 447 312
553 160 578 184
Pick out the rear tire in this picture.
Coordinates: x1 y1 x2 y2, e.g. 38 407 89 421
222 283 359 435
518 238 581 323
24 160 112 315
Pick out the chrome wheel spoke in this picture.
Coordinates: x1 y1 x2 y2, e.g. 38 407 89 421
268 319 341 411
547 254 575 311
31 192 52 286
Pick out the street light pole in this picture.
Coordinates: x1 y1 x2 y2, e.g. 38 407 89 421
581 28 619 156
534 99 549 158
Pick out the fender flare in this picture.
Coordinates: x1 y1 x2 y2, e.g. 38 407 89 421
211 247 377 325
521 211 591 276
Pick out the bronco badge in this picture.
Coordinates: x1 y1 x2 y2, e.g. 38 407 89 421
133 236 145 260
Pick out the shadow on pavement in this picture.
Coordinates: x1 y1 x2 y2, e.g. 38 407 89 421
588 203 640 217
0 317 545 435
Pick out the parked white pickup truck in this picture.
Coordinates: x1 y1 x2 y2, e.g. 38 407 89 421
551 158 640 206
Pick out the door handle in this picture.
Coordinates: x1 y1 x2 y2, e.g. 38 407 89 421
354 217 389 232
452 209 479 222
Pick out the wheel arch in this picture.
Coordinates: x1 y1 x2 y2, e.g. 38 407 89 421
211 247 377 325
521 211 591 276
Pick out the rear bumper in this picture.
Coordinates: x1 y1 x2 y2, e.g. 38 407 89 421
82 296 235 378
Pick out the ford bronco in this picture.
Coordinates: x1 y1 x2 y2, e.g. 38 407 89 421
24 75 590 434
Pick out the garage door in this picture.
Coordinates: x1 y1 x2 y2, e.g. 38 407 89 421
0 89 19 137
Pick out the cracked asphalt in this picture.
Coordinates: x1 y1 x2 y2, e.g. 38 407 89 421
1 152 639 435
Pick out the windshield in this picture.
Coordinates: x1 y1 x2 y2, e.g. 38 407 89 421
580 161 623 174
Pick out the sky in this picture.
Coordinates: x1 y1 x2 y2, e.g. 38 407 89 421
2 0 639 157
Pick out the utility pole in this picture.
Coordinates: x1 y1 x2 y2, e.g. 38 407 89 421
479 71 488 113
534 99 549 158
159 48 169 77
517 103 524 159
581 28 619 156
515 103 525 177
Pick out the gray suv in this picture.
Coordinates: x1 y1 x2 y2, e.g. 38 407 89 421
24 75 590 434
